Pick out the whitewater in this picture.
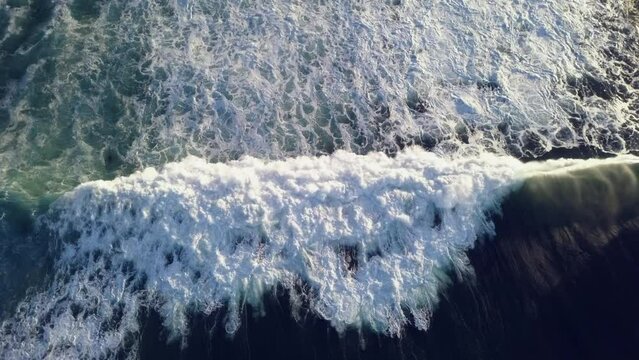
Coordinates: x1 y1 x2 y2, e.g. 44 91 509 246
1 0 638 200
0 148 636 359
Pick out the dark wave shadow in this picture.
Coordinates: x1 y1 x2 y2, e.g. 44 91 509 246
425 161 639 360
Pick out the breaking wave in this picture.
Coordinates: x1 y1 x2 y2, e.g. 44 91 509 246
1 148 637 359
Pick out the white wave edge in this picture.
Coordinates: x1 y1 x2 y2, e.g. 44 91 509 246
2 148 638 359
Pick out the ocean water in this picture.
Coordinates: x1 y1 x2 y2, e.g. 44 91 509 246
0 0 638 359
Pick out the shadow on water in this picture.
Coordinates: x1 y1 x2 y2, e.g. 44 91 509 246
0 192 55 320
424 161 639 360
137 161 639 360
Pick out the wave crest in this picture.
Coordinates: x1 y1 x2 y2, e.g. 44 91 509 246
1 148 523 359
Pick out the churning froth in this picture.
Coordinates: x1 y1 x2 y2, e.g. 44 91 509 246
2 147 524 358
1 0 638 199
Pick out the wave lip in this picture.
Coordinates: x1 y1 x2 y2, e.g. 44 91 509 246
1 147 525 359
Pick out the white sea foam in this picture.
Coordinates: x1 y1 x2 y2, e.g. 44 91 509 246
1 0 638 199
0 148 522 358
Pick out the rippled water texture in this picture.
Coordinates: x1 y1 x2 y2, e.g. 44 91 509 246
1 0 638 200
